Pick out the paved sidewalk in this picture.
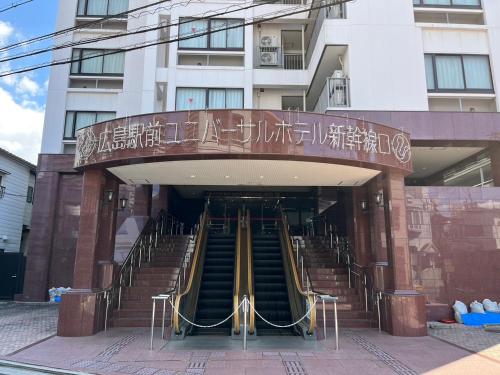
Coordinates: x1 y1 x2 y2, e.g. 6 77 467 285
0 302 59 356
6 327 500 375
428 322 500 362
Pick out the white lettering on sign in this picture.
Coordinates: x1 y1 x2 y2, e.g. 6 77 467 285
76 118 411 166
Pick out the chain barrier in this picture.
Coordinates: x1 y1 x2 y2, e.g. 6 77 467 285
249 296 319 328
169 297 245 329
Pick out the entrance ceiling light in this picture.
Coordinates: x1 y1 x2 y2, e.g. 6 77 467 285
374 192 384 207
119 197 128 210
361 200 368 212
105 190 114 202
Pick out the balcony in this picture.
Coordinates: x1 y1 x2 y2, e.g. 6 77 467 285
255 47 303 69
327 76 350 108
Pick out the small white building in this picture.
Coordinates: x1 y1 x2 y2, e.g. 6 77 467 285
0 148 36 254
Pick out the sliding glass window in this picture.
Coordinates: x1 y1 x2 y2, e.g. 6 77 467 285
424 54 493 92
413 0 481 8
179 18 244 50
77 0 129 17
71 49 125 76
64 111 116 139
176 88 244 110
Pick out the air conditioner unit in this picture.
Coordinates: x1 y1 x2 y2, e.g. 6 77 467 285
328 4 343 19
260 35 279 47
332 70 345 79
260 51 279 66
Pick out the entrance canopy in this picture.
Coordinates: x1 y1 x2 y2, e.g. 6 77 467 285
74 109 412 175
108 159 380 186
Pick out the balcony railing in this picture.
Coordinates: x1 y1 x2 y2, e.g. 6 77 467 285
327 76 350 107
0 186 5 199
412 0 481 9
255 0 308 4
326 3 346 19
255 47 304 69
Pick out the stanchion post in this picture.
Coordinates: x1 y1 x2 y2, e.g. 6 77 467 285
377 292 382 333
243 295 248 351
322 299 326 340
150 298 156 350
334 300 339 351
162 298 166 339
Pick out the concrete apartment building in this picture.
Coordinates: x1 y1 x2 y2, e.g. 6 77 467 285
19 0 500 338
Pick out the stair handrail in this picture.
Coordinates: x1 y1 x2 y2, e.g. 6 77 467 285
173 207 209 335
246 209 255 335
116 210 181 310
233 209 242 334
279 210 317 335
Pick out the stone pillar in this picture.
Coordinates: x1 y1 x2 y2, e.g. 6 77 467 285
368 175 391 291
351 187 371 267
58 169 118 336
16 155 60 301
382 170 426 336
151 185 169 217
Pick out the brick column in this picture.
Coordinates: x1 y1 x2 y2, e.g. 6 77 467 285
368 175 391 291
151 185 169 217
16 155 60 301
351 187 371 267
58 169 117 336
382 170 426 336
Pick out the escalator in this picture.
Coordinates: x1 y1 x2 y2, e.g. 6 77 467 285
191 233 235 335
253 232 295 336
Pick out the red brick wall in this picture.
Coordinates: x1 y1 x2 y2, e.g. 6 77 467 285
406 186 500 307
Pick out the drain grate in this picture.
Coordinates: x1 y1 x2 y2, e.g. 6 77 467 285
283 360 307 375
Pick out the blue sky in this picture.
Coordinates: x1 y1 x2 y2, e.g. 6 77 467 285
0 0 58 163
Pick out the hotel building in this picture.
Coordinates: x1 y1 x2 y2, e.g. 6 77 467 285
19 0 500 338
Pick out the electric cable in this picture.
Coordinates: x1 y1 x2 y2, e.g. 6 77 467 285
0 0 33 14
0 0 353 77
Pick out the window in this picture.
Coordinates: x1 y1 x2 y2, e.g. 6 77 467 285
26 186 34 204
178 18 244 50
413 0 481 8
77 0 128 17
424 54 493 92
64 111 116 139
176 88 244 110
70 49 125 76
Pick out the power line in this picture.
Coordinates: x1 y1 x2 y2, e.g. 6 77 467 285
0 0 281 64
0 0 353 78
0 0 33 13
0 0 174 53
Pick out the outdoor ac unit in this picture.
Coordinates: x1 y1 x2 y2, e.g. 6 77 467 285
332 70 345 79
328 4 342 19
333 90 346 106
260 35 279 47
260 51 279 66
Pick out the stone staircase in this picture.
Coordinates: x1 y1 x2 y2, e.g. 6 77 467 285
111 235 191 328
300 237 375 329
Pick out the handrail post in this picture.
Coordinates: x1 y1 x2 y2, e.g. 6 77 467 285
118 274 123 310
377 292 382 333
162 297 166 339
104 291 109 332
300 256 304 288
334 299 339 351
295 238 299 267
322 298 326 340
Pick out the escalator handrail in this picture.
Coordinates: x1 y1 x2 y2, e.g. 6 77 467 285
233 209 242 334
247 210 255 335
173 209 208 334
280 211 317 335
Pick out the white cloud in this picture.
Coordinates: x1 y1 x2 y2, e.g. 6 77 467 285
16 76 40 96
0 21 13 46
0 86 44 164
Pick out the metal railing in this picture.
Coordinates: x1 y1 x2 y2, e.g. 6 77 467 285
280 210 317 336
326 2 346 19
98 210 184 330
327 76 350 107
255 0 308 4
0 186 5 199
255 47 304 70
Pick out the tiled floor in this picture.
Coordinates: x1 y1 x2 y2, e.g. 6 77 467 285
428 322 500 362
3 327 500 375
0 302 59 356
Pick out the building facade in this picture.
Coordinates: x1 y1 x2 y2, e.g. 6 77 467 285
0 148 35 299
21 0 500 337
